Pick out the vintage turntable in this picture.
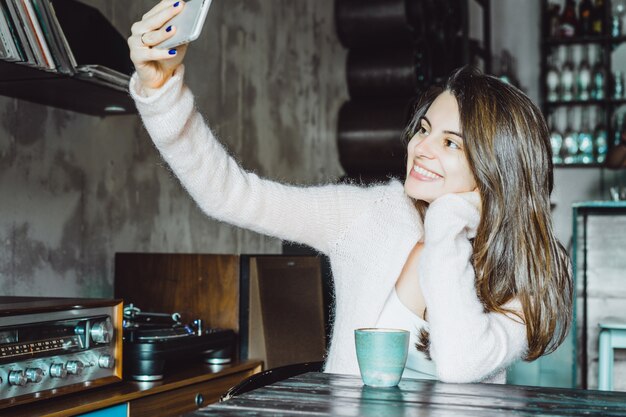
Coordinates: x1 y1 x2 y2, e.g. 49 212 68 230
122 304 235 381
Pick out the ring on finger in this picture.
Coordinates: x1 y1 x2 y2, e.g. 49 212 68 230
141 33 148 46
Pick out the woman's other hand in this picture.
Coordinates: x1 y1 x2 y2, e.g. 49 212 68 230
128 1 189 91
424 189 481 241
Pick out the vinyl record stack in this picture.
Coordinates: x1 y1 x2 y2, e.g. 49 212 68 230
0 0 75 74
335 0 491 183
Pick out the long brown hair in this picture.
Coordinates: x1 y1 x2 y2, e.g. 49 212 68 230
405 66 573 361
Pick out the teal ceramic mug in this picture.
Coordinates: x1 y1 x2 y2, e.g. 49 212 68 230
354 328 409 387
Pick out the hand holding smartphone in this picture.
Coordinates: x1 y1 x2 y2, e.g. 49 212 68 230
156 0 213 49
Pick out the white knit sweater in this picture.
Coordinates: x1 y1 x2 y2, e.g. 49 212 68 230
130 66 528 384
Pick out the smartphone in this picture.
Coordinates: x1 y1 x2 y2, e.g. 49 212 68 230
156 0 213 49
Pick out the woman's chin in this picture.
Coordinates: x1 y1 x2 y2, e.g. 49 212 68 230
404 184 434 203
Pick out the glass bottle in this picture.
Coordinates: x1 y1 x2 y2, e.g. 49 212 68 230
549 2 561 37
560 47 576 101
613 112 626 146
577 108 595 163
578 46 592 100
560 0 578 37
612 0 625 37
546 53 561 102
563 109 579 164
614 113 626 147
613 71 624 99
594 109 608 163
592 47 605 99
579 0 594 36
498 52 518 86
548 114 564 164
592 0 605 35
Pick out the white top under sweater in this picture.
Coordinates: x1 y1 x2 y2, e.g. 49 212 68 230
376 288 437 380
130 66 528 384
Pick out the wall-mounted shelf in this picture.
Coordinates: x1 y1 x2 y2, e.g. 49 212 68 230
543 35 626 45
0 60 135 115
554 162 603 168
545 99 626 107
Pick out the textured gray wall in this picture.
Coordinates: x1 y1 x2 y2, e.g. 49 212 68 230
0 0 346 298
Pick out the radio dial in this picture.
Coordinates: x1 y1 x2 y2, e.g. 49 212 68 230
50 363 68 378
8 370 27 387
90 318 113 344
25 368 44 383
66 360 84 376
98 354 115 369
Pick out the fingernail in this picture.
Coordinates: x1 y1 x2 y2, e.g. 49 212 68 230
169 49 177 55
173 1 179 6
166 25 172 32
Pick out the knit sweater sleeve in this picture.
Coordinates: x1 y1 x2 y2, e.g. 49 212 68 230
130 67 374 254
418 193 528 383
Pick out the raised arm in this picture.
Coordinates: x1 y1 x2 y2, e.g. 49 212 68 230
132 67 378 253
418 193 528 383
128 1 376 254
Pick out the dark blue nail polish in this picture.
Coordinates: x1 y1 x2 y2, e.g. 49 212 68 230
169 49 177 55
173 1 179 7
166 25 172 32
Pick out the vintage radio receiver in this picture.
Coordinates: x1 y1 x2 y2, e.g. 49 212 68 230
0 296 123 409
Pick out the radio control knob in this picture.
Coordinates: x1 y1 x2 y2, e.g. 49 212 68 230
8 370 27 387
90 318 113 344
50 363 68 378
25 368 44 383
66 360 84 376
98 354 115 369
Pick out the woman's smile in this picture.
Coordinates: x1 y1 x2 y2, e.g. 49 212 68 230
410 163 443 181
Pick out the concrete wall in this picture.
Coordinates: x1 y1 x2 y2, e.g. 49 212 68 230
0 0 347 298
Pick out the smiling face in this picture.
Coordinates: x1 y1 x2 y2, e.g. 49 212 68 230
404 91 477 203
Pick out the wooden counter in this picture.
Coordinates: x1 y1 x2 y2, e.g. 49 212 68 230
194 371 626 416
8 360 262 417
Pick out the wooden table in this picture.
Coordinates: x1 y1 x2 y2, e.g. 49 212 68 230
189 372 626 416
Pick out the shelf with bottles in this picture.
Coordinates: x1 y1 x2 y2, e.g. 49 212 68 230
544 44 614 105
544 35 604 45
545 98 626 107
541 0 626 167
548 106 610 167
545 0 625 40
544 34 626 45
544 0 626 45
545 98 626 108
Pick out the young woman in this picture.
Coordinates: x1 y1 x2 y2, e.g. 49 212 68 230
128 1 573 383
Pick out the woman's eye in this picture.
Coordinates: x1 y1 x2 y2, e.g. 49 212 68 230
418 126 429 136
445 139 460 149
